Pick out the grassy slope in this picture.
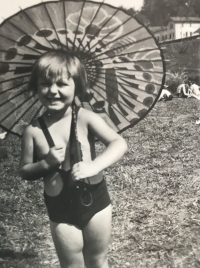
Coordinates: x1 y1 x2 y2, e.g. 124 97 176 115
0 97 200 268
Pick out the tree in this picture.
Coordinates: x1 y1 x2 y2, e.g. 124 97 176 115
119 5 149 25
140 0 200 26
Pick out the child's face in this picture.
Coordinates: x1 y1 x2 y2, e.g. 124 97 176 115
37 70 75 112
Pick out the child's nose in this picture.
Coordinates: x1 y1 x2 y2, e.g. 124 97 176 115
49 84 57 94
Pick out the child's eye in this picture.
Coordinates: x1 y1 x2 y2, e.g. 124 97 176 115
39 82 51 87
57 82 68 87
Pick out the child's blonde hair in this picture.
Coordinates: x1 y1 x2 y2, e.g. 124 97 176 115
28 50 88 97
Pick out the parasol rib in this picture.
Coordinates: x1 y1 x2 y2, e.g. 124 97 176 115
117 69 166 75
84 17 133 58
81 8 119 52
0 33 42 55
94 89 137 131
5 19 54 51
62 1 68 48
9 98 40 131
72 0 87 51
92 82 136 115
77 0 106 51
0 81 28 95
87 66 165 75
43 3 64 50
90 72 162 93
74 94 96 112
87 68 164 79
0 89 32 107
86 91 121 131
87 70 162 86
83 12 140 58
83 24 150 61
19 7 55 49
84 33 155 62
0 61 33 65
117 74 162 88
0 93 36 124
0 75 29 85
86 58 163 71
29 103 44 123
95 79 156 108
80 100 95 112
0 49 26 58
86 47 161 64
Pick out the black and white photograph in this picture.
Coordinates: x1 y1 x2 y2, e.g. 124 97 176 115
0 0 200 267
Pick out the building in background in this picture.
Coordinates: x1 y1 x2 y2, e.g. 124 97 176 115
150 17 200 42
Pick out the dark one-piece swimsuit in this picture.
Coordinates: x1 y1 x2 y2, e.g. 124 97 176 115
38 107 111 229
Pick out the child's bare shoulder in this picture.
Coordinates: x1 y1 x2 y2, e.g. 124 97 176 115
23 119 41 138
79 107 101 122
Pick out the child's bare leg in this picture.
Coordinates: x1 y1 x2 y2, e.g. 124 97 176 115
50 221 85 268
83 205 112 268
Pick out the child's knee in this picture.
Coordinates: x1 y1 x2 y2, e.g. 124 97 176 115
85 252 108 268
59 257 85 268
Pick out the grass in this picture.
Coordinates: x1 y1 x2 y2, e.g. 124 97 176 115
1 97 200 267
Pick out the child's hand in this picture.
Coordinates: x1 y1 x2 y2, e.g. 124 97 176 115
71 161 99 181
44 145 65 168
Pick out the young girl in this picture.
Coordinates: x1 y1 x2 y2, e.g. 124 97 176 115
19 50 127 268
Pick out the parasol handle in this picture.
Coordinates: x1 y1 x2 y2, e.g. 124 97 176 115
72 105 83 163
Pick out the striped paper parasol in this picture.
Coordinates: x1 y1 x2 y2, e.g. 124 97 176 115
0 0 166 137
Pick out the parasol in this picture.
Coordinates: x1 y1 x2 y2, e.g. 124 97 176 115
0 0 166 137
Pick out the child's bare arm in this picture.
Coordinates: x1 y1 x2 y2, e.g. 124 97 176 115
19 125 65 180
72 109 127 180
89 114 127 171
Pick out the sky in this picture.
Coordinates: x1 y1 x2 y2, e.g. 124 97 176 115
93 0 144 10
0 0 144 23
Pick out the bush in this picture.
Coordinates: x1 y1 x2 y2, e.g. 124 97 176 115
165 69 188 94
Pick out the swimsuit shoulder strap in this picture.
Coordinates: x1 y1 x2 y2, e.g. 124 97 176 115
37 106 81 158
38 107 79 149
38 116 55 148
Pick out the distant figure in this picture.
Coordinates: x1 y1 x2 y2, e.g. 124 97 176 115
0 132 7 140
189 82 200 124
176 83 190 98
188 83 200 100
0 128 7 140
195 118 200 125
158 89 173 101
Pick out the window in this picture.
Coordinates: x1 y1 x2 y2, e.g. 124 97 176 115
190 32 193 36
170 23 173 29
186 32 188 37
165 35 167 40
169 33 172 39
162 36 164 41
157 36 159 41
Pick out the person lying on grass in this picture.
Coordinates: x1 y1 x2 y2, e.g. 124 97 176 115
188 82 200 100
19 50 127 268
176 83 190 98
158 89 173 101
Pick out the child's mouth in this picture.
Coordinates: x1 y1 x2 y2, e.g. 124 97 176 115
47 98 62 103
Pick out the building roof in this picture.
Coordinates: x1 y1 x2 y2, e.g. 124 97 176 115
194 28 200 34
149 26 167 33
170 17 200 23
